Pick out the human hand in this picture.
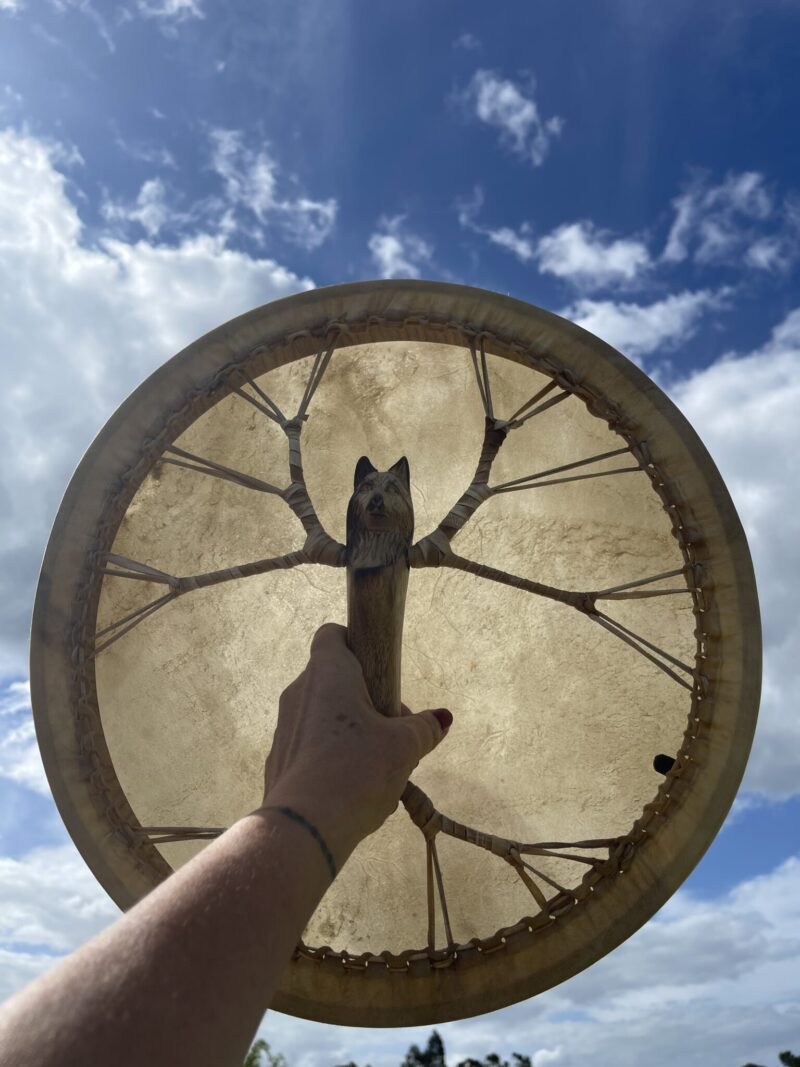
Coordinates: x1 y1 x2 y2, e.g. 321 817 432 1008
259 623 452 873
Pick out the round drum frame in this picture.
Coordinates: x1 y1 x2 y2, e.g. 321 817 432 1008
31 280 760 1026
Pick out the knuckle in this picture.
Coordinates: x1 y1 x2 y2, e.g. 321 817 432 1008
311 622 347 651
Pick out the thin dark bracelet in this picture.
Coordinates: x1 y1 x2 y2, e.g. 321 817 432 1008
263 805 337 882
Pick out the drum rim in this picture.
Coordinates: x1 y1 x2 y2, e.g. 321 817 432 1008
30 279 761 1025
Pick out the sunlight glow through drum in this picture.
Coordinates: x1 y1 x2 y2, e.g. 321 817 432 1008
31 281 760 1026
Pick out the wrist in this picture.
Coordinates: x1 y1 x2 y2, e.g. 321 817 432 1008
257 779 358 876
259 804 338 882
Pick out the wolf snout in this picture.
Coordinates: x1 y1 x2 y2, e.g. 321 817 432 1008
367 493 385 513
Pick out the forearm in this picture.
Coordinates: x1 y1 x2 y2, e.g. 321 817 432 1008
0 808 331 1067
0 624 448 1067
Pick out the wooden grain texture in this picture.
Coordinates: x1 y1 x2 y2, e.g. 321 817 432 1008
345 456 413 717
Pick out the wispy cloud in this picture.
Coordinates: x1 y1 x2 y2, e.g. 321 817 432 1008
113 133 177 170
368 215 433 279
135 0 204 23
0 85 23 115
0 679 46 795
457 186 536 262
461 172 800 290
0 680 29 717
453 31 481 51
0 718 48 795
209 128 337 250
0 841 118 1001
664 170 799 271
98 129 338 249
458 187 650 287
459 70 564 167
102 177 171 238
210 127 277 220
49 0 118 52
484 224 536 262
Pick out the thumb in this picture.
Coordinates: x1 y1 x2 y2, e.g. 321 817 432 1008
401 707 453 761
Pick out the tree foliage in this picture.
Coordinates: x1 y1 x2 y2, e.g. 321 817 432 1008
246 1031 800 1067
743 1050 800 1067
454 1055 532 1067
402 1031 446 1067
398 1030 531 1067
244 1038 288 1067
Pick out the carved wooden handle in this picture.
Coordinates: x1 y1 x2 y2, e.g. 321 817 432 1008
344 456 414 718
346 559 409 717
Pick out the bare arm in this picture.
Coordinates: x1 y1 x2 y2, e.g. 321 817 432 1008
0 624 451 1067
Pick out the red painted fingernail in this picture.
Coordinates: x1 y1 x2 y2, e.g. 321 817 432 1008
433 709 453 733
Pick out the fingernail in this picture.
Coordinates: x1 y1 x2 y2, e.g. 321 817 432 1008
433 708 453 733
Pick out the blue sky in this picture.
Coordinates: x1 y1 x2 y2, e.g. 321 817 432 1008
0 1 799 1065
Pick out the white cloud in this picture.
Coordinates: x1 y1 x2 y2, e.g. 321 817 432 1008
209 128 337 249
461 170 799 288
0 842 118 1001
1 822 797 1067
250 856 800 1066
485 224 536 263
745 235 786 271
0 681 29 717
561 289 727 362
0 678 47 795
211 127 278 220
0 126 313 675
461 70 564 167
457 192 649 285
102 176 171 237
461 172 798 286
280 195 337 251
368 215 433 279
537 221 651 287
670 308 800 799
664 171 770 263
532 1050 563 1067
0 718 48 795
0 0 22 10
135 0 203 22
663 170 798 271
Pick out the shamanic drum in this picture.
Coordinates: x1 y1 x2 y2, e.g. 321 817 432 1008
31 281 760 1026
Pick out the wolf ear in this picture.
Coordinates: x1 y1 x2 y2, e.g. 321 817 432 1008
389 456 410 490
354 455 377 490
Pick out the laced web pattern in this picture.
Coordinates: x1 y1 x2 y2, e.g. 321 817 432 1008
73 316 711 973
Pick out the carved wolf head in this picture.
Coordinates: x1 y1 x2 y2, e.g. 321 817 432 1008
346 456 414 569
